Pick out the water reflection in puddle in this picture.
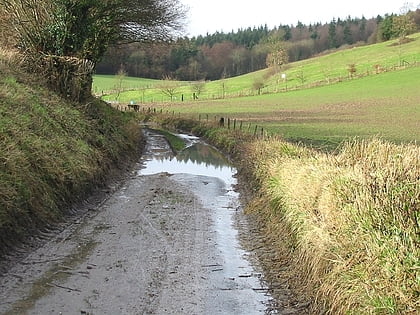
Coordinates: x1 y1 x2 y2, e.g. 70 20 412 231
138 130 273 313
139 142 236 188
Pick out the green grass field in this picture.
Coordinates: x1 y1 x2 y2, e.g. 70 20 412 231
167 67 420 149
94 33 420 150
95 33 420 100
92 75 160 95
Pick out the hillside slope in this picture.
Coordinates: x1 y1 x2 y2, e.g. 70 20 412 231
0 50 141 257
97 32 420 102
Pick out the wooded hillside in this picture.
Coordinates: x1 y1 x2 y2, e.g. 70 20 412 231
96 9 420 81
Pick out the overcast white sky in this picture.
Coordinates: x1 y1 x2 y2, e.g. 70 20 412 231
181 0 412 36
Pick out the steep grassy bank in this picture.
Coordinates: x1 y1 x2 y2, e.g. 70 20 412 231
243 138 419 314
0 50 141 257
149 113 419 314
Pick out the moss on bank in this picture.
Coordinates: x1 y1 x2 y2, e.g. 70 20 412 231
146 112 420 314
0 50 141 257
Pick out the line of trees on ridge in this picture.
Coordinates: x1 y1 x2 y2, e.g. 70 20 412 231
96 8 420 81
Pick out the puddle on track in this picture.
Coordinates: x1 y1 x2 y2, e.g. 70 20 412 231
140 129 274 314
0 129 285 315
140 134 236 187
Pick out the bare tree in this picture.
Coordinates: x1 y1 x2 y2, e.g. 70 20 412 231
190 81 206 99
393 14 417 41
264 30 289 72
393 12 417 66
296 67 306 85
160 75 180 101
266 49 288 70
0 0 53 50
220 80 227 99
115 66 127 101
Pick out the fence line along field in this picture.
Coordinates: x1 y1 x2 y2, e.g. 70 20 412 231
174 66 420 150
94 32 420 151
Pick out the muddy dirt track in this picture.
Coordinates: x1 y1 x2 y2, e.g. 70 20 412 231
0 129 307 314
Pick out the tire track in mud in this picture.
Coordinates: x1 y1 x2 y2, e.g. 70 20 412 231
0 129 307 314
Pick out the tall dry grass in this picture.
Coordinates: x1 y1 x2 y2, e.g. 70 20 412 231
244 137 419 314
0 48 23 69
133 112 419 313
0 5 18 48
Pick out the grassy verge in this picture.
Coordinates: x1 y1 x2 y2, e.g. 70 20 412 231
0 50 141 256
146 113 419 314
244 138 419 314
